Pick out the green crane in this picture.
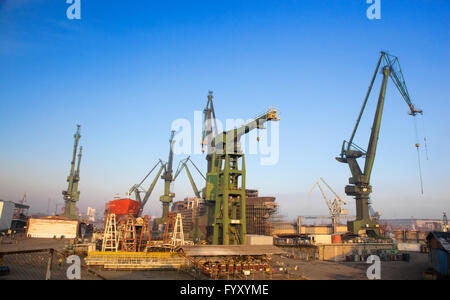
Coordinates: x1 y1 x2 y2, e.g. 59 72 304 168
336 52 423 235
202 92 280 245
61 125 82 220
129 160 166 217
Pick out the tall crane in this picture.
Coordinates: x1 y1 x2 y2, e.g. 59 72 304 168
202 92 280 245
61 125 83 220
336 52 423 235
308 177 348 233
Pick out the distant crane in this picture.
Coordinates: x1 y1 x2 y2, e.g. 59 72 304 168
61 125 83 220
336 52 424 235
442 212 448 233
308 177 348 233
19 192 26 204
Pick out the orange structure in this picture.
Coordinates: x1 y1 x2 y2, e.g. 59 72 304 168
162 212 175 244
138 216 152 251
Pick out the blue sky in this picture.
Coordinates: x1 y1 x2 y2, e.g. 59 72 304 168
0 0 449 220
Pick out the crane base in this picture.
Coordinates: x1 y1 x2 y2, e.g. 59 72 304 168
348 219 380 237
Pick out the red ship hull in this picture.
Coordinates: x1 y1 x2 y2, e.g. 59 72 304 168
105 198 140 222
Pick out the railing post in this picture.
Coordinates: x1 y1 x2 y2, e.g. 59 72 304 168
45 249 54 280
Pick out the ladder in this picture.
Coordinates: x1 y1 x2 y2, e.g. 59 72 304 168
172 213 185 247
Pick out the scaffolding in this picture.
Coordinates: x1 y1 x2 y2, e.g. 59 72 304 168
138 216 151 251
85 251 190 270
246 194 278 236
172 197 207 240
172 213 185 247
163 212 175 244
122 214 137 252
102 213 118 252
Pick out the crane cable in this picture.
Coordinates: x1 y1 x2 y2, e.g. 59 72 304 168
422 116 429 160
413 117 424 195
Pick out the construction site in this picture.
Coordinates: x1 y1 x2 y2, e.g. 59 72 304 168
1 2 449 284
1 52 449 281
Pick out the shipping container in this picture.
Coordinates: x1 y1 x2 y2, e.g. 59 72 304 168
27 217 79 238
0 200 15 232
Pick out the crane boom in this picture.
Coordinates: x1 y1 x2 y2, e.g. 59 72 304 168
212 108 279 153
319 177 346 205
129 160 166 216
308 180 332 209
174 156 205 199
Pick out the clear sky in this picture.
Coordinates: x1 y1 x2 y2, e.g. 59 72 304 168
0 0 449 220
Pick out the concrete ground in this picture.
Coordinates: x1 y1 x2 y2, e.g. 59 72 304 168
272 252 429 280
339 252 429 280
0 238 429 280
90 268 201 280
0 236 69 252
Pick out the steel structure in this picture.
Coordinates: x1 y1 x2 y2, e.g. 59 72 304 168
60 125 82 220
174 156 205 198
336 52 423 235
202 92 280 245
308 177 347 233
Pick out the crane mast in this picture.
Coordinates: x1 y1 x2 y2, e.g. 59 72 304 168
336 52 423 235
159 130 176 222
61 125 82 220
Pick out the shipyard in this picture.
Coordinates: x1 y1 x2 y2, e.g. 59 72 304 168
1 0 449 286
